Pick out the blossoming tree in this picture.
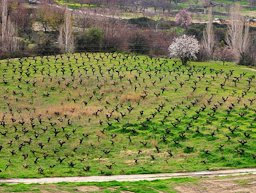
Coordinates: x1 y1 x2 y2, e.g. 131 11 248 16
175 9 192 28
168 35 200 65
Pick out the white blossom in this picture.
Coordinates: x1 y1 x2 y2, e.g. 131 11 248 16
168 35 200 65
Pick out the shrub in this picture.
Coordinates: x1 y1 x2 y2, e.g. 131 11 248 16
102 35 123 52
0 50 25 60
128 33 150 54
196 45 210 62
76 28 104 52
128 17 156 28
214 25 226 43
34 34 60 55
214 46 236 65
128 17 173 30
238 52 255 66
185 24 205 41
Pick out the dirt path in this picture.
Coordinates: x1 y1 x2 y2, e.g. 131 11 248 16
175 175 256 193
243 68 256 72
0 168 256 184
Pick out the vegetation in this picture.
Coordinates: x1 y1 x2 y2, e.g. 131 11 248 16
1 1 256 66
168 34 199 65
0 174 255 192
54 0 96 9
0 52 255 178
76 28 104 52
0 177 197 192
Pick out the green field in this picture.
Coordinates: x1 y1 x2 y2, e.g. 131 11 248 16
0 177 196 193
0 175 255 193
54 0 96 9
0 53 255 178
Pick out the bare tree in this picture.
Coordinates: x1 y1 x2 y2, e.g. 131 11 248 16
37 2 64 32
58 8 74 53
96 15 129 51
226 4 250 58
1 0 7 43
202 6 214 57
77 11 88 32
1 0 19 52
249 0 256 7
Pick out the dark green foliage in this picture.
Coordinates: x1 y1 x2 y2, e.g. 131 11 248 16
76 28 104 52
34 34 61 55
239 52 255 66
128 17 157 28
214 25 227 43
185 24 205 40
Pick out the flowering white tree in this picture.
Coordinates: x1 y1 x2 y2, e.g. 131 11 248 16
175 9 192 28
168 35 200 65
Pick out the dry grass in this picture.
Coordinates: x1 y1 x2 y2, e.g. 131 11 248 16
120 93 142 103
37 104 103 117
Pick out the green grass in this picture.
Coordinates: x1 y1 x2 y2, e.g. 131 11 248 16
0 53 255 178
0 177 197 193
54 0 96 9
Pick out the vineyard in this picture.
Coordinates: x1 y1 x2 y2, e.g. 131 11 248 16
0 53 255 178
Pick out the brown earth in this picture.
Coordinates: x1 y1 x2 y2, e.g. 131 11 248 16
175 175 256 193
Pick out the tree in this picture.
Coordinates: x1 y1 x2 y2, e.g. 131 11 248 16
214 45 235 65
35 33 61 55
36 2 64 32
1 0 19 52
226 4 250 59
202 6 215 57
10 2 32 35
249 0 256 6
175 9 192 28
77 11 88 32
58 8 74 53
168 35 200 65
100 18 128 52
1 0 8 43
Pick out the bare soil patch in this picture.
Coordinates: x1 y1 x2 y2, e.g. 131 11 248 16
175 175 256 193
76 186 102 192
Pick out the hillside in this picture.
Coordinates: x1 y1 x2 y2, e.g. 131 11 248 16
0 53 255 178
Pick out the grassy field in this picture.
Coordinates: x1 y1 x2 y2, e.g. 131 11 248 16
0 175 256 193
0 53 255 178
54 0 96 9
0 177 196 193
